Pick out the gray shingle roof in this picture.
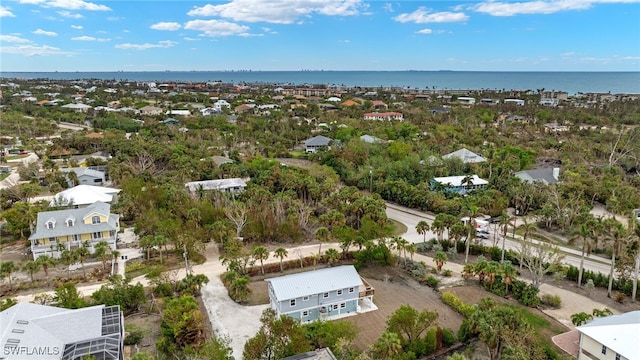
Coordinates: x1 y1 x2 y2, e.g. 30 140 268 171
305 135 332 147
265 265 363 301
514 168 559 185
29 201 119 241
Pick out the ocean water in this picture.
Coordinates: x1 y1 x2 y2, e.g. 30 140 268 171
1 71 639 95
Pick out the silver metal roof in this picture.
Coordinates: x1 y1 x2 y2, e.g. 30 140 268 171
29 201 119 241
265 265 363 301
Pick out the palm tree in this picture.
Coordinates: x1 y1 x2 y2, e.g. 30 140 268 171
93 241 111 273
406 243 417 262
60 250 77 279
373 332 403 358
315 227 331 255
498 212 510 262
0 261 17 291
324 248 341 267
252 246 269 275
569 221 595 288
416 221 430 243
519 218 537 270
434 251 448 272
431 218 445 242
154 235 168 264
230 275 251 303
22 260 41 283
36 255 56 284
274 247 288 272
463 205 480 264
500 261 517 294
605 220 628 298
140 235 154 261
484 261 500 291
75 242 90 280
111 250 120 275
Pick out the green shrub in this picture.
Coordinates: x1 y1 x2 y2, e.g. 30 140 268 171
511 280 541 307
424 328 437 355
443 269 453 277
124 324 145 345
457 319 472 341
424 276 439 288
441 327 457 346
541 294 562 308
441 292 475 317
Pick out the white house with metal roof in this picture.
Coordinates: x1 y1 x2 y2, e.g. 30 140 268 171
265 265 375 322
304 135 333 153
49 185 120 208
430 175 488 195
185 178 248 194
576 310 639 360
0 302 124 360
59 167 106 187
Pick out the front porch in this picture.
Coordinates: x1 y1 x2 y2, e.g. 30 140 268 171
31 237 117 259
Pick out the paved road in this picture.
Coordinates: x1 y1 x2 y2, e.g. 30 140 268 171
386 203 613 275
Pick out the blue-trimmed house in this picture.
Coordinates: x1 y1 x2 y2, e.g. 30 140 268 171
265 265 375 323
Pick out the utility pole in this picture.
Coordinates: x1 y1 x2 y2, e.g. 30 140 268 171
183 244 190 276
369 168 373 193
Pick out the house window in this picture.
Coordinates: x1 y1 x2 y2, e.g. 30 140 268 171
302 310 309 317
92 232 103 239
332 304 338 310
49 237 56 243
340 303 346 309
290 299 296 307
349 287 355 293
602 345 607 355
66 219 74 227
46 221 55 229
615 354 621 360
303 296 309 301
337 289 343 296
91 216 101 224
323 292 329 298
72 235 80 242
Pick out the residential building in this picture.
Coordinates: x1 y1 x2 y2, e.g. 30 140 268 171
503 99 525 106
61 103 92 113
360 134 382 144
540 98 560 107
363 112 404 121
0 302 124 360
304 135 333 153
576 310 639 360
49 185 121 208
59 167 106 187
265 265 375 323
213 99 231 111
514 168 560 185
139 105 163 116
28 201 120 260
430 175 488 194
442 148 487 163
185 178 248 194
371 100 388 110
165 109 191 117
457 96 476 105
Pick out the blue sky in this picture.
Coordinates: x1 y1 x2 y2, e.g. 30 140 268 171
1 0 639 71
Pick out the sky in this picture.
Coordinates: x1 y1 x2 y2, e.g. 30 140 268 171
1 0 639 72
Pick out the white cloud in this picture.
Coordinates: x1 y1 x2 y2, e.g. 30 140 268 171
58 10 83 18
150 22 182 31
416 28 433 34
0 35 31 43
183 37 200 41
115 40 178 50
0 44 68 56
187 0 363 24
394 8 469 23
471 0 640 16
33 29 58 36
41 0 110 11
0 5 16 17
71 35 110 42
71 25 83 29
383 3 394 12
184 19 251 37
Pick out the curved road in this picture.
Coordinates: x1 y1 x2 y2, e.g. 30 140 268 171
385 203 613 276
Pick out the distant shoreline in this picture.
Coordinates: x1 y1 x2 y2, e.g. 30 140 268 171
2 71 639 95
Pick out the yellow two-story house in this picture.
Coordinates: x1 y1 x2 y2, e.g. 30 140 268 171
29 201 120 260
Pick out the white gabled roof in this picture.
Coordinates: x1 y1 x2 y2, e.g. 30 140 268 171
49 185 120 207
432 175 488 187
265 265 363 301
442 148 486 163
577 311 640 359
